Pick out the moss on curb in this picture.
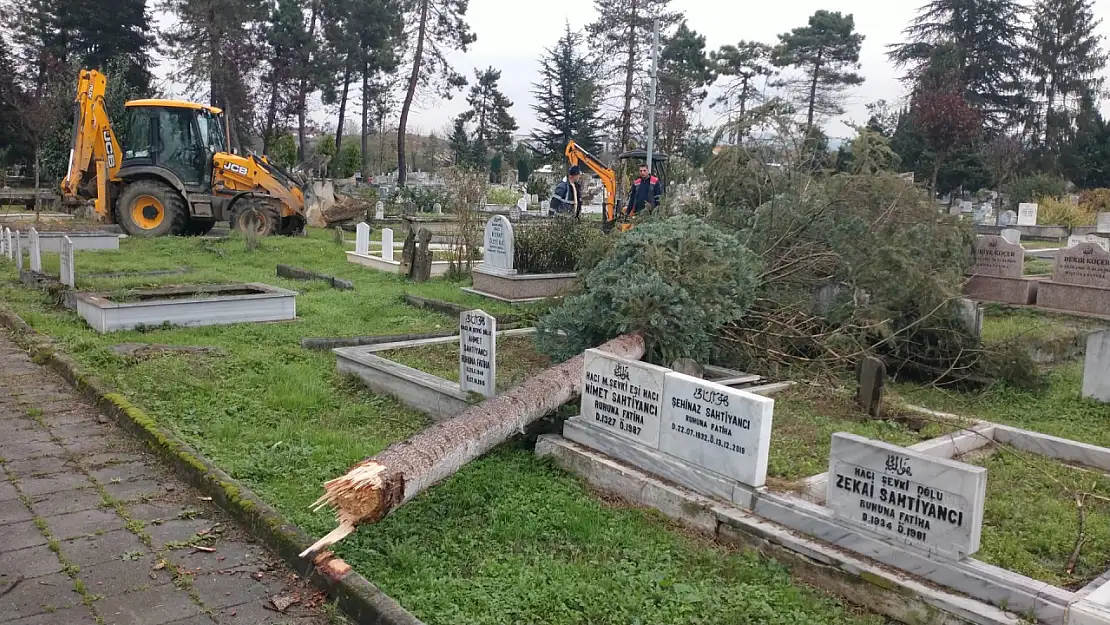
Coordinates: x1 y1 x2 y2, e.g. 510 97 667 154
0 305 422 625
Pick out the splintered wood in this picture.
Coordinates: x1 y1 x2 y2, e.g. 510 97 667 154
301 334 646 556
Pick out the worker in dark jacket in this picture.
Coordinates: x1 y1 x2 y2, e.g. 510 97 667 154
625 163 663 217
549 166 582 217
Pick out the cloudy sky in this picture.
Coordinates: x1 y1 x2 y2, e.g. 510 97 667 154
154 0 1110 139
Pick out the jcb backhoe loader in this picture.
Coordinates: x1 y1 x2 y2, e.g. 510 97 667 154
564 140 667 233
61 69 309 237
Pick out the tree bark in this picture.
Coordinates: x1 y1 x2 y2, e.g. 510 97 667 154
361 66 370 180
397 0 429 188
33 145 40 217
334 57 353 177
301 333 646 556
297 0 320 163
263 73 280 155
805 52 823 137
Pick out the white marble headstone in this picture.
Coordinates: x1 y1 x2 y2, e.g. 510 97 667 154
433 203 443 214
60 236 75 288
28 228 41 272
826 433 986 560
14 230 22 270
381 228 394 262
531 194 539 204
375 201 385 220
0 227 7 257
459 309 496 398
659 372 774 488
1000 229 1021 245
1017 203 1038 226
481 216 515 275
1068 235 1085 249
3 228 10 259
355 222 370 256
998 210 1017 227
1098 213 1110 235
1083 330 1110 403
580 349 668 447
516 197 528 212
508 204 521 222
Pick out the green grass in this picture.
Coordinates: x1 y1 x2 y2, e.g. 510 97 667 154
1024 256 1053 275
979 306 1098 346
971 446 1110 588
0 226 880 625
767 389 954 483
383 336 551 391
1021 241 1063 250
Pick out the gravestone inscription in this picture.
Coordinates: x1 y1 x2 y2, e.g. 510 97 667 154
482 216 515 274
580 349 667 447
459 309 496 397
969 236 1024 279
826 433 987 560
659 372 774 488
1017 203 1038 226
1053 243 1110 288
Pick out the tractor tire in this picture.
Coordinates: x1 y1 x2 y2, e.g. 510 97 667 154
115 181 189 237
230 199 281 237
183 218 216 236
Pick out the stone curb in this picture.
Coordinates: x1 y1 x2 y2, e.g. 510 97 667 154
0 306 423 625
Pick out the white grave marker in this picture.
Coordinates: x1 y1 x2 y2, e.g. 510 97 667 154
60 236 75 288
381 228 394 262
1083 330 1110 403
998 210 1017 227
14 230 22 270
459 309 496 398
375 201 385 220
481 216 515 274
580 349 667 447
355 222 370 255
1098 212 1110 234
0 227 7 257
1088 235 1110 252
659 372 774 487
1017 203 1038 226
433 202 443 214
826 433 986 560
28 228 41 272
516 197 528 212
1000 228 1021 245
531 194 539 205
958 200 973 213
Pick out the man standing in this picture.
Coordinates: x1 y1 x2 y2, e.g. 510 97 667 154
625 163 663 217
549 165 582 218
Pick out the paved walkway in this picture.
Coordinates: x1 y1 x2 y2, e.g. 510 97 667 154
0 331 337 625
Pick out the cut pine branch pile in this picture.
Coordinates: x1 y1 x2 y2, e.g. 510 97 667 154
301 334 646 556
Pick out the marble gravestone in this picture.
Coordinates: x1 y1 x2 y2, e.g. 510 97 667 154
3 228 10 259
659 372 774 488
826 433 987 560
1069 235 1110 252
459 309 496 397
969 236 1023 279
355 222 371 256
1017 203 1038 226
580 349 668 447
381 228 394 262
1052 243 1110 288
480 216 515 275
1098 212 1110 235
1000 229 1021 245
14 230 22 270
374 201 385 220
856 357 886 418
1083 330 1110 403
60 236 75 288
28 228 41 272
998 210 1017 227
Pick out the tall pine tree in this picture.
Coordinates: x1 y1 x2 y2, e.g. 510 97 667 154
889 0 1027 132
530 23 604 159
459 67 517 168
656 21 713 156
262 0 314 154
58 0 153 93
771 10 865 137
396 0 475 185
1027 0 1107 159
711 41 775 143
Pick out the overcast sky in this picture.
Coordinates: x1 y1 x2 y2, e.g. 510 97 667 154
153 0 1110 139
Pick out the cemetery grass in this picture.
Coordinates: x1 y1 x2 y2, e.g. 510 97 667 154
383 335 552 391
1024 257 1053 275
969 446 1110 588
0 228 882 625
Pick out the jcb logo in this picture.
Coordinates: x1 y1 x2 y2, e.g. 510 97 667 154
223 162 249 176
102 131 115 169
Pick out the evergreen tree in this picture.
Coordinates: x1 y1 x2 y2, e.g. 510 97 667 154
396 0 475 185
459 66 517 157
530 23 604 158
1061 95 1110 188
293 0 323 161
586 0 681 154
448 116 470 166
889 0 1027 131
1027 0 1107 158
0 33 27 164
771 10 865 136
710 41 775 143
657 21 714 156
161 0 269 148
262 0 313 154
58 0 153 93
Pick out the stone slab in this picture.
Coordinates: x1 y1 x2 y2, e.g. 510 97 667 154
4 605 98 625
964 275 1040 305
826 433 987 560
44 508 124 540
0 572 81 622
1054 243 1110 287
1083 330 1110 402
580 349 667 448
659 372 774 488
468 268 578 302
96 582 201 625
3 520 49 551
0 544 63 580
1037 281 1110 317
970 236 1024 279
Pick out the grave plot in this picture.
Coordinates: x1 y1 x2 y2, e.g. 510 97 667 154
1038 242 1110 316
74 283 298 332
965 234 1042 305
345 222 462 277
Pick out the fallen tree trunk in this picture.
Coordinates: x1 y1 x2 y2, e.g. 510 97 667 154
301 333 645 556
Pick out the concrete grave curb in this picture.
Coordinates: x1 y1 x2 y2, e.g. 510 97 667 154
0 306 424 625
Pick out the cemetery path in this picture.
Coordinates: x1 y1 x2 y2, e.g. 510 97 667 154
0 331 336 625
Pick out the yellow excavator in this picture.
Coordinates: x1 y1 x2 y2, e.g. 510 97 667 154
61 69 309 237
564 140 667 233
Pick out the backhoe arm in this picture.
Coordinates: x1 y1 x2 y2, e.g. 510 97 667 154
565 140 617 222
61 69 122 219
